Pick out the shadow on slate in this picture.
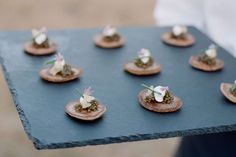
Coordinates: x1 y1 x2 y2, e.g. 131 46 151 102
0 26 236 149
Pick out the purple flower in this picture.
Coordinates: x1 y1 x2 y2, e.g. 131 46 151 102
160 86 169 92
54 53 64 62
40 27 47 34
84 86 94 96
137 50 145 56
137 49 151 59
209 44 217 50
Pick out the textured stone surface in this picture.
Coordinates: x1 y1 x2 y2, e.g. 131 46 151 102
1 27 236 150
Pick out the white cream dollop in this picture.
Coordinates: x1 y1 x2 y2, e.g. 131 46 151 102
145 85 168 103
49 58 65 76
79 94 96 109
172 25 188 37
102 25 117 37
153 86 168 102
32 29 47 45
35 34 47 45
138 49 151 64
205 44 217 58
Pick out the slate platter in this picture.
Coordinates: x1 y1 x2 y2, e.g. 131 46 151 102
1 26 236 150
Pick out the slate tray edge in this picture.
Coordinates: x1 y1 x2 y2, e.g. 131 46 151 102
34 124 236 149
0 54 43 148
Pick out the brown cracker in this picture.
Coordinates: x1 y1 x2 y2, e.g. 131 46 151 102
189 55 224 72
138 90 182 113
124 62 161 76
161 32 195 47
65 101 107 121
39 67 83 83
24 41 57 55
94 34 125 48
220 83 236 103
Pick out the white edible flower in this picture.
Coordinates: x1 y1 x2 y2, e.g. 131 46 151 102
80 94 95 109
153 86 169 102
205 44 217 58
49 53 65 76
138 49 151 64
35 34 47 45
32 27 47 45
172 25 188 37
144 85 169 103
79 87 95 109
102 25 117 37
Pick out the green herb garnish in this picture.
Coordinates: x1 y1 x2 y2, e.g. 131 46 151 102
44 60 56 65
141 84 162 95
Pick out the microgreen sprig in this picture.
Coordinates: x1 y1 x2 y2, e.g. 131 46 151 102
75 88 84 98
76 88 91 103
44 59 56 65
141 84 162 95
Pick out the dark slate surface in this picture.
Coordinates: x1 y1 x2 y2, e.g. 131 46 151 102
1 26 236 150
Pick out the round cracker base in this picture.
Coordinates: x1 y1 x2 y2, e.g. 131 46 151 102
220 83 236 103
65 101 107 121
24 41 57 55
94 34 125 49
39 67 83 83
124 62 161 76
138 90 182 113
161 32 195 47
189 56 224 72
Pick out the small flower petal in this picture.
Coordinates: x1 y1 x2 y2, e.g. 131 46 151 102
84 86 94 96
172 25 187 37
103 25 117 37
205 44 217 58
153 86 168 102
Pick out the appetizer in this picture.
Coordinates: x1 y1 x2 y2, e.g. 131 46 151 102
65 87 107 121
221 80 236 103
24 27 57 55
124 48 161 75
138 84 182 113
94 25 125 48
189 44 224 71
39 53 82 83
162 25 195 47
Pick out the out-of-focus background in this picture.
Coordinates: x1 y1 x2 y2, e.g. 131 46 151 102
0 0 157 29
0 0 180 156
